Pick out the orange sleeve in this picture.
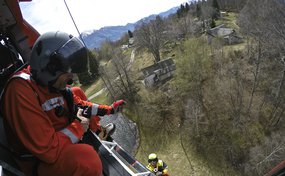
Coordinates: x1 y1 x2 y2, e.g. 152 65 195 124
73 93 93 107
2 79 82 164
71 87 88 101
73 91 111 115
71 87 101 131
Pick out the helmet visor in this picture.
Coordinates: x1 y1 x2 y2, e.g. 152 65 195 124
55 37 87 73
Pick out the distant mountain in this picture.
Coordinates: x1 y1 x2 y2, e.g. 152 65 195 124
81 6 179 49
81 23 135 49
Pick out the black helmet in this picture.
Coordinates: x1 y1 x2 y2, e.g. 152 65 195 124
30 31 87 86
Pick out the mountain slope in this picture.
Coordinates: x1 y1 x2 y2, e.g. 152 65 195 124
81 7 179 49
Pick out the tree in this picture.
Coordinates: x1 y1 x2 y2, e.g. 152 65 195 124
177 4 186 18
100 46 138 103
196 3 201 18
128 30 133 38
185 2 190 12
210 18 216 28
135 16 167 63
97 40 113 61
200 1 215 30
212 0 220 19
238 0 285 127
177 3 190 18
88 51 100 79
217 0 247 12
247 133 285 175
176 12 197 38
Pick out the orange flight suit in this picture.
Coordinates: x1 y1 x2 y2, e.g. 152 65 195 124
1 67 106 176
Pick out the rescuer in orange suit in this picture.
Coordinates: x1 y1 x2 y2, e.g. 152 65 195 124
72 86 117 140
1 31 125 176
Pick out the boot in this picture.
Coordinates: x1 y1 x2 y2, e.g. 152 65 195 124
98 123 116 141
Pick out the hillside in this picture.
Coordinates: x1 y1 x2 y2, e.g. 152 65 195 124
83 1 285 175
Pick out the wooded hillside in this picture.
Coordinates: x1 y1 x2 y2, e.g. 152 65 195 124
84 0 285 175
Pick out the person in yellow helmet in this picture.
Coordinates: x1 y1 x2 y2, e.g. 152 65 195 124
147 153 169 176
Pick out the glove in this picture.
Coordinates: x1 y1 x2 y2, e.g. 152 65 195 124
76 109 90 131
111 100 126 114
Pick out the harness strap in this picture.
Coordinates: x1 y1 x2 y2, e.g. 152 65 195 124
60 87 78 123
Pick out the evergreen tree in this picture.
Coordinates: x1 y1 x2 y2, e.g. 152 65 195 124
212 0 220 11
196 3 201 18
177 3 191 18
180 4 185 13
128 30 133 38
177 4 185 18
212 0 220 19
185 2 190 12
210 18 216 28
88 51 100 79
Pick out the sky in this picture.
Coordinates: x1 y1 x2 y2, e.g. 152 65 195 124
19 0 188 37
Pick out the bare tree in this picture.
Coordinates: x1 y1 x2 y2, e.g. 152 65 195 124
217 0 247 12
99 66 116 100
200 1 215 30
178 13 197 38
246 133 285 175
100 47 138 103
134 16 167 63
246 40 263 115
238 0 285 53
238 0 285 126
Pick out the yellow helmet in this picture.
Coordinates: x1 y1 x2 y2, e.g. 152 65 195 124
148 153 158 162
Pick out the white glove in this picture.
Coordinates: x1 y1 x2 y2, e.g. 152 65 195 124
77 109 90 131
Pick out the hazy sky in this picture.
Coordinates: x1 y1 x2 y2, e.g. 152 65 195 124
19 0 188 36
